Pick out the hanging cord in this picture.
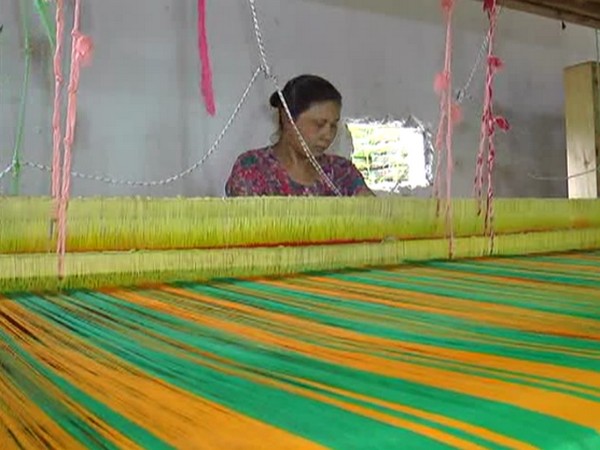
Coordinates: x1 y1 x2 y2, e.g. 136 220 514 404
0 164 14 184
197 0 216 116
56 0 94 277
48 0 65 248
51 0 65 201
0 24 4 182
248 0 342 196
0 24 7 192
10 0 33 195
433 0 459 258
456 6 503 104
472 0 508 254
33 0 56 49
596 30 600 116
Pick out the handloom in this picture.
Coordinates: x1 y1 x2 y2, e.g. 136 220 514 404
2 196 600 449
2 1 600 449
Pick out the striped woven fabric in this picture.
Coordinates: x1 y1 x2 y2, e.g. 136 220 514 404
2 251 600 449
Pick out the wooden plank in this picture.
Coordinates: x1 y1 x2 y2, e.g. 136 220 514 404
564 62 599 199
479 0 600 29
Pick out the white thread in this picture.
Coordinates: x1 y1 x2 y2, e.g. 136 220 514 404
528 165 600 181
248 0 271 78
0 163 14 181
248 0 342 196
26 68 260 187
0 163 14 195
456 6 503 103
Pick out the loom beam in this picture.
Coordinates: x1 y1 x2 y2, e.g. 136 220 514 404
1 197 599 292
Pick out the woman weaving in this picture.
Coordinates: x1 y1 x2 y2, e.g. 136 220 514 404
225 75 373 197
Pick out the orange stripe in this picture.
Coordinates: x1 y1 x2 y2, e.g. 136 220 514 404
281 276 600 360
0 375 87 449
295 275 600 338
205 281 600 400
0 300 324 450
266 277 600 386
113 291 510 449
152 286 600 432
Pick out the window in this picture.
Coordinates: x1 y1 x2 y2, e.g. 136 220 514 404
346 117 433 193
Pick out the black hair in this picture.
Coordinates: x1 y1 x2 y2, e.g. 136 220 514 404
269 74 342 120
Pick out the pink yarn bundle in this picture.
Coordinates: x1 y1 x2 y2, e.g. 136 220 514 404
198 0 216 116
52 0 94 277
473 0 509 252
433 0 461 258
51 0 65 201
50 0 214 278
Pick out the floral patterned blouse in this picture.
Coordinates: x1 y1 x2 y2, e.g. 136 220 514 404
225 147 368 197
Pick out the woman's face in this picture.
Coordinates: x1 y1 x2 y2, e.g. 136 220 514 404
285 100 341 156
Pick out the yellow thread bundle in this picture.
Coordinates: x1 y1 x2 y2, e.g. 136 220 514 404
1 196 599 292
2 197 600 254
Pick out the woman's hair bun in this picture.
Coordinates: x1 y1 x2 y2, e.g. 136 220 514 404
269 75 341 120
269 91 282 108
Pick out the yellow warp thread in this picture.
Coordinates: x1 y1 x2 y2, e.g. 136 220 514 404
1 196 600 254
1 228 599 292
1 196 600 292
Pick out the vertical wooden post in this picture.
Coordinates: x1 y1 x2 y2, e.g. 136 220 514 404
564 62 600 199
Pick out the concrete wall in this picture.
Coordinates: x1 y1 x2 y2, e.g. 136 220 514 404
1 0 597 197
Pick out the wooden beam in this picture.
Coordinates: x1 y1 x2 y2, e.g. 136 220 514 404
488 0 600 29
564 62 600 198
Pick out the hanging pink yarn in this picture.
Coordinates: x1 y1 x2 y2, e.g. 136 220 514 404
51 0 65 202
198 0 216 115
433 0 460 258
56 0 93 277
473 0 509 253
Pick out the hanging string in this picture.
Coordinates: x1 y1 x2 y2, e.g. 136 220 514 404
49 0 65 250
33 0 56 49
473 0 509 254
247 0 342 196
10 0 33 195
56 0 93 277
197 0 216 116
596 29 600 136
51 0 65 202
433 0 461 258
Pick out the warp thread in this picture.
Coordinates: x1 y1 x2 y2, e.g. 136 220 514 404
198 0 216 116
473 0 509 253
55 0 93 277
433 0 460 258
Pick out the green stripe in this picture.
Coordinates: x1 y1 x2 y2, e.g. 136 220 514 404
0 326 170 449
428 260 600 288
188 281 600 372
15 293 451 450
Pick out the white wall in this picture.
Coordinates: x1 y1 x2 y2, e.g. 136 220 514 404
0 0 597 197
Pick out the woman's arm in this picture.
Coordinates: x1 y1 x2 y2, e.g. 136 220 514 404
355 186 375 196
338 158 375 197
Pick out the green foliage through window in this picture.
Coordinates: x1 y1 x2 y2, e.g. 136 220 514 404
347 120 430 192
